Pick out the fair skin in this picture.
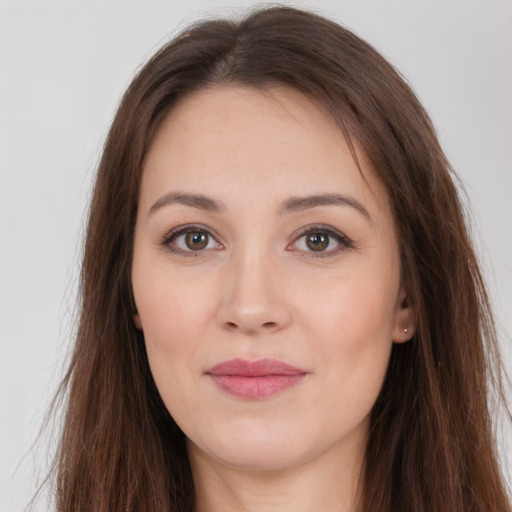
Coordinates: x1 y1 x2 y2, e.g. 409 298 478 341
131 86 415 512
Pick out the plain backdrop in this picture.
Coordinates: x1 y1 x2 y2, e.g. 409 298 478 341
1 1 511 510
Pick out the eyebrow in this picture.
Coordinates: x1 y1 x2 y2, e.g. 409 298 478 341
148 192 227 216
278 193 372 222
148 191 372 223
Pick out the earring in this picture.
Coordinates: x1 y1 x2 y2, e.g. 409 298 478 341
404 328 408 333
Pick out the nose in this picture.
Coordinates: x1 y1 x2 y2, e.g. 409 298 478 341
216 250 292 335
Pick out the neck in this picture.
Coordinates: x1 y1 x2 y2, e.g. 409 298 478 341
188 436 365 512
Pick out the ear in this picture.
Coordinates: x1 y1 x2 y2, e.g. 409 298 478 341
392 288 416 343
133 313 143 330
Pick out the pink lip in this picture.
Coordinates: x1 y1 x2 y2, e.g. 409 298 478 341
206 358 307 399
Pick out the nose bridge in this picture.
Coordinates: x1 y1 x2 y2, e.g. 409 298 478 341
217 238 291 334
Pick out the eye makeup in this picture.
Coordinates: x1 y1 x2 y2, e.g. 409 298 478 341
286 224 354 259
159 222 354 260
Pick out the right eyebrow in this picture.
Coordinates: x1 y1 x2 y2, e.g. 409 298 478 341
278 193 373 224
148 192 227 218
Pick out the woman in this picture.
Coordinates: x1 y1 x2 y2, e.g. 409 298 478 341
46 6 510 511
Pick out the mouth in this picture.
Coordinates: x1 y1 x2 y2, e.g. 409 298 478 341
206 358 308 399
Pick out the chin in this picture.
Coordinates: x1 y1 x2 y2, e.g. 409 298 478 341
187 419 330 472
200 441 306 471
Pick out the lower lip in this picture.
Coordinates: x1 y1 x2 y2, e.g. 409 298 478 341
209 374 306 399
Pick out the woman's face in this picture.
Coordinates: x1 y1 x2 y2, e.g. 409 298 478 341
132 86 414 472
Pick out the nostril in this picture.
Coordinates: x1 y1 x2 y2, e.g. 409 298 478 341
223 320 279 332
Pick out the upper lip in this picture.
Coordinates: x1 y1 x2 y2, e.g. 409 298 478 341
207 358 307 377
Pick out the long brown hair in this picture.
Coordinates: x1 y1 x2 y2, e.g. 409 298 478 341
44 6 510 511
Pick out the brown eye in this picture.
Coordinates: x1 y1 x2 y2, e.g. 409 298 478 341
306 232 329 251
184 230 209 250
290 226 353 258
163 226 220 255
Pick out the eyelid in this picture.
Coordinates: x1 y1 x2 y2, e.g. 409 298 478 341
160 223 223 257
287 225 353 258
160 223 353 259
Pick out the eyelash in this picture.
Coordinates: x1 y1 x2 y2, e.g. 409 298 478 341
290 225 353 259
160 223 219 258
160 224 353 259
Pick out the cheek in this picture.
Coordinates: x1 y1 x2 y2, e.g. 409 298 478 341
135 275 217 358
303 268 398 343
133 241 218 337
301 271 397 399
131 259 219 403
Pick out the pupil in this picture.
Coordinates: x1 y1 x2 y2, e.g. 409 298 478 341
307 233 328 251
185 231 208 250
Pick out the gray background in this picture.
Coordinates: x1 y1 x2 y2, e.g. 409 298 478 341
1 1 511 510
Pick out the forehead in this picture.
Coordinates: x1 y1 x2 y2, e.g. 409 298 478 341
141 86 392 221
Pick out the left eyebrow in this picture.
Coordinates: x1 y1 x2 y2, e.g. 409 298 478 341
148 191 227 217
278 193 372 223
